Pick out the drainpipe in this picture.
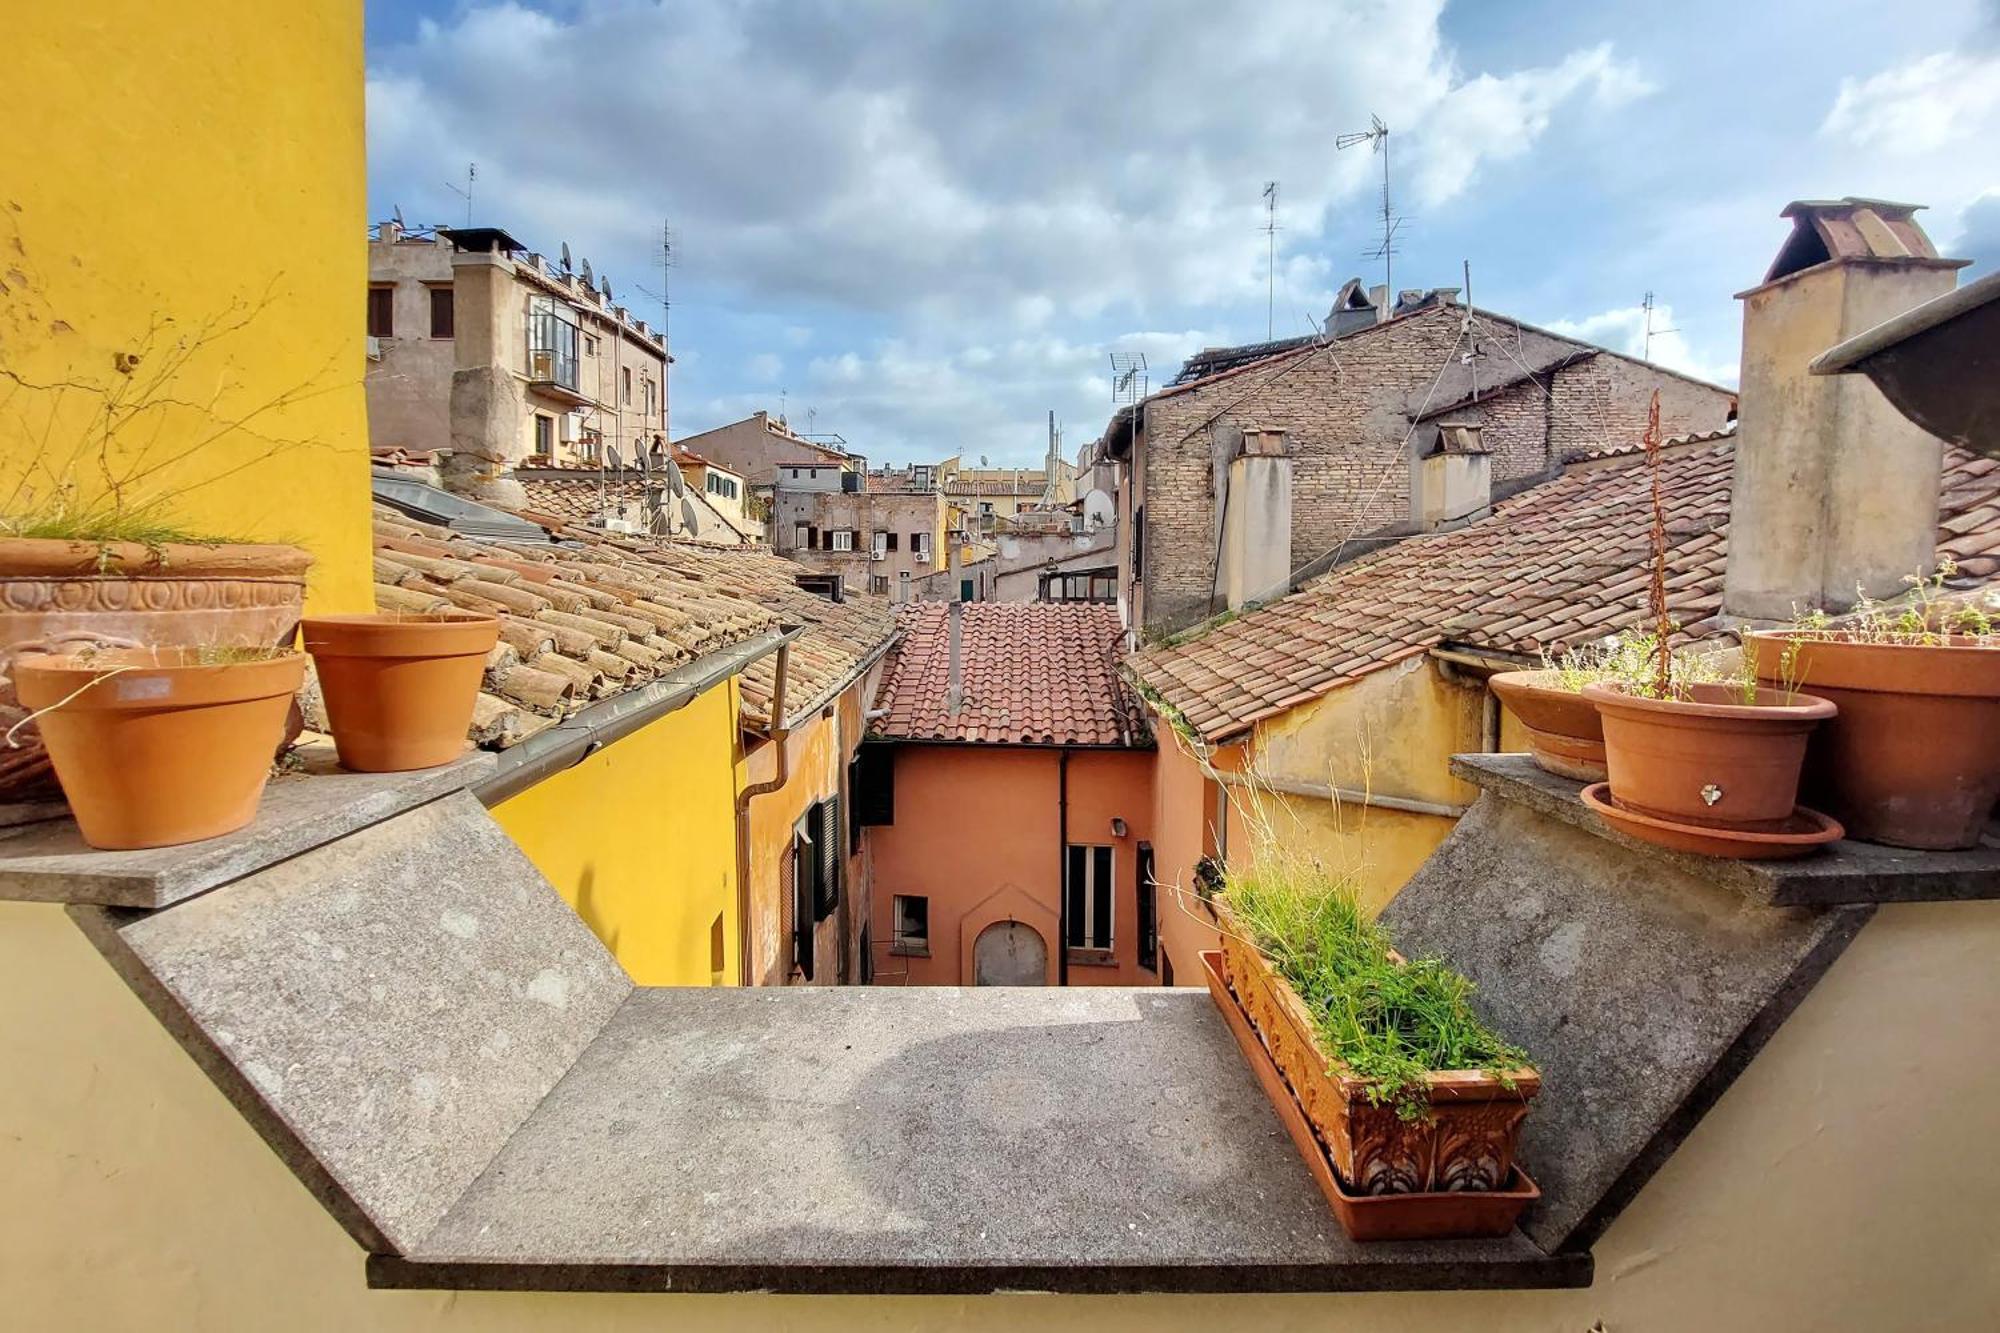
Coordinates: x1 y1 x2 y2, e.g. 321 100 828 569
735 639 793 986
1057 747 1070 986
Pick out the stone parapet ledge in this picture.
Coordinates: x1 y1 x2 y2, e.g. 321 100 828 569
1451 752 2000 907
0 742 496 908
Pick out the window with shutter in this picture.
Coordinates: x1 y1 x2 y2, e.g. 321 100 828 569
814 795 841 921
790 828 814 981
852 747 895 827
1064 843 1114 952
1136 842 1157 972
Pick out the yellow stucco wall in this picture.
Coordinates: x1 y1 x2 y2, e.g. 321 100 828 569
1237 655 1485 912
2 0 375 614
493 681 741 986
5 896 1996 1329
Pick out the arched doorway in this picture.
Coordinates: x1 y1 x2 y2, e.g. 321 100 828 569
972 920 1048 986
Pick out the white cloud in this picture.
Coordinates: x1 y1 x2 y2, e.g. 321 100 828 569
1823 51 2000 152
1544 303 1739 387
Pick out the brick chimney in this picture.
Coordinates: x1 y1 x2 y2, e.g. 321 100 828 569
1414 422 1492 531
1220 426 1292 611
1723 198 1970 619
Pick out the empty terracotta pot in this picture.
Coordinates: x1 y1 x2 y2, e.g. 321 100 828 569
13 647 305 850
1749 631 2000 849
1489 670 1607 782
302 612 499 772
1583 681 1836 830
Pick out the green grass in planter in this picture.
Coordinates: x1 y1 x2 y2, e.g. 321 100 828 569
1224 863 1529 1121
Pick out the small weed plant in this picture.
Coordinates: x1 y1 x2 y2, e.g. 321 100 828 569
1223 861 1529 1121
1784 559 1999 647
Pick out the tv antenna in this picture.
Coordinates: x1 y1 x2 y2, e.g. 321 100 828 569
633 218 675 349
444 162 476 226
1641 291 1678 363
1108 351 1148 407
1262 181 1281 341
1336 116 1400 315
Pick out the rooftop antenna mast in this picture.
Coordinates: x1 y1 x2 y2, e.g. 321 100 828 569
444 162 476 226
1336 116 1399 318
1262 181 1280 341
1108 351 1149 410
1641 290 1677 364
634 218 676 428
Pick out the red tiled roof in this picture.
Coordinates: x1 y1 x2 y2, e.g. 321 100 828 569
365 508 894 749
873 602 1147 747
1133 442 2000 743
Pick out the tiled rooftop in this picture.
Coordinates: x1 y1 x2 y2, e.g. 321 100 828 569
516 475 753 544
367 508 894 746
873 602 1148 747
1133 442 2000 743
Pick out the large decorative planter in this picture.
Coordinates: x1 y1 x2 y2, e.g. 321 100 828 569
1199 951 1540 1241
1489 670 1606 782
302 612 500 772
1583 681 1835 841
13 646 305 850
0 539 311 802
1748 631 2000 849
1213 901 1538 1196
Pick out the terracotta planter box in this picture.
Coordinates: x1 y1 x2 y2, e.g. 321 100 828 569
1200 951 1540 1241
1213 902 1538 1196
0 538 311 802
1489 669 1606 782
1749 631 2000 850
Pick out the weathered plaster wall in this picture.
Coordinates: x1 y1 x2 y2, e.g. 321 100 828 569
365 236 456 454
5 895 1996 1329
867 744 1156 986
491 680 741 987
2 0 374 613
1149 727 1227 985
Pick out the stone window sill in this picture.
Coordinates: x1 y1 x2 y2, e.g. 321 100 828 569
1065 946 1118 967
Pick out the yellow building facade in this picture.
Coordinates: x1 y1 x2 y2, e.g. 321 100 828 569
3 0 374 615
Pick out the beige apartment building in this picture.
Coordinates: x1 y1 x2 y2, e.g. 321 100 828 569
365 221 669 504
677 410 851 488
775 463 950 600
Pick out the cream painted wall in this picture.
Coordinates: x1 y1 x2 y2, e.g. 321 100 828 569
4 898 1997 1329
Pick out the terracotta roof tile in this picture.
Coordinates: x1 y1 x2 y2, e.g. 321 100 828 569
366 506 895 750
872 603 1147 747
1133 442 2000 743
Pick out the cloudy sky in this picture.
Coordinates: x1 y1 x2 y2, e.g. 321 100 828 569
366 0 2000 466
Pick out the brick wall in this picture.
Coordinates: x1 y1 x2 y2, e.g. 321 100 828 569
1136 307 1736 633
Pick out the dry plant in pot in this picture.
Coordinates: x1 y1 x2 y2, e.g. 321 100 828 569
1206 863 1539 1240
1580 394 1840 858
1489 634 1671 783
1746 564 2000 849
302 611 501 772
11 642 305 849
2 276 327 801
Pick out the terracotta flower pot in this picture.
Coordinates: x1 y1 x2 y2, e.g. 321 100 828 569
13 647 305 850
302 612 500 772
1748 631 2000 849
1199 951 1540 1241
1489 670 1606 782
1213 901 1538 1196
0 538 311 802
1583 681 1835 832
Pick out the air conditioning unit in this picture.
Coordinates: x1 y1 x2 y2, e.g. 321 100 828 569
365 335 384 361
603 516 639 534
870 549 886 562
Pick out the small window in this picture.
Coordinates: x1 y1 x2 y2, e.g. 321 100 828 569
1136 843 1157 972
367 285 394 338
893 895 929 955
960 578 974 601
831 530 854 552
871 531 888 557
912 533 931 562
885 532 898 552
533 415 555 457
643 376 656 415
792 523 808 550
870 573 888 594
622 367 633 405
427 286 454 338
584 334 599 356
1065 844 1114 952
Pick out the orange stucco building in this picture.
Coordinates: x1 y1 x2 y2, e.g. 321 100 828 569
860 603 1157 985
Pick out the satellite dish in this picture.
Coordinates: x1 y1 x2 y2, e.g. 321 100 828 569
607 442 623 469
392 204 405 229
599 275 612 300
680 497 699 532
636 447 649 474
580 257 595 288
560 241 572 272
667 463 686 497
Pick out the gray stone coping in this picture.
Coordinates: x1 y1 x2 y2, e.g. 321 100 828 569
0 744 495 908
1453 752 2000 906
374 987 1588 1295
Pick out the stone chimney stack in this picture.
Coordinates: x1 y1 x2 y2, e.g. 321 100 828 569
1723 198 1970 619
443 238 528 507
946 599 963 715
1221 426 1292 611
1415 422 1492 531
